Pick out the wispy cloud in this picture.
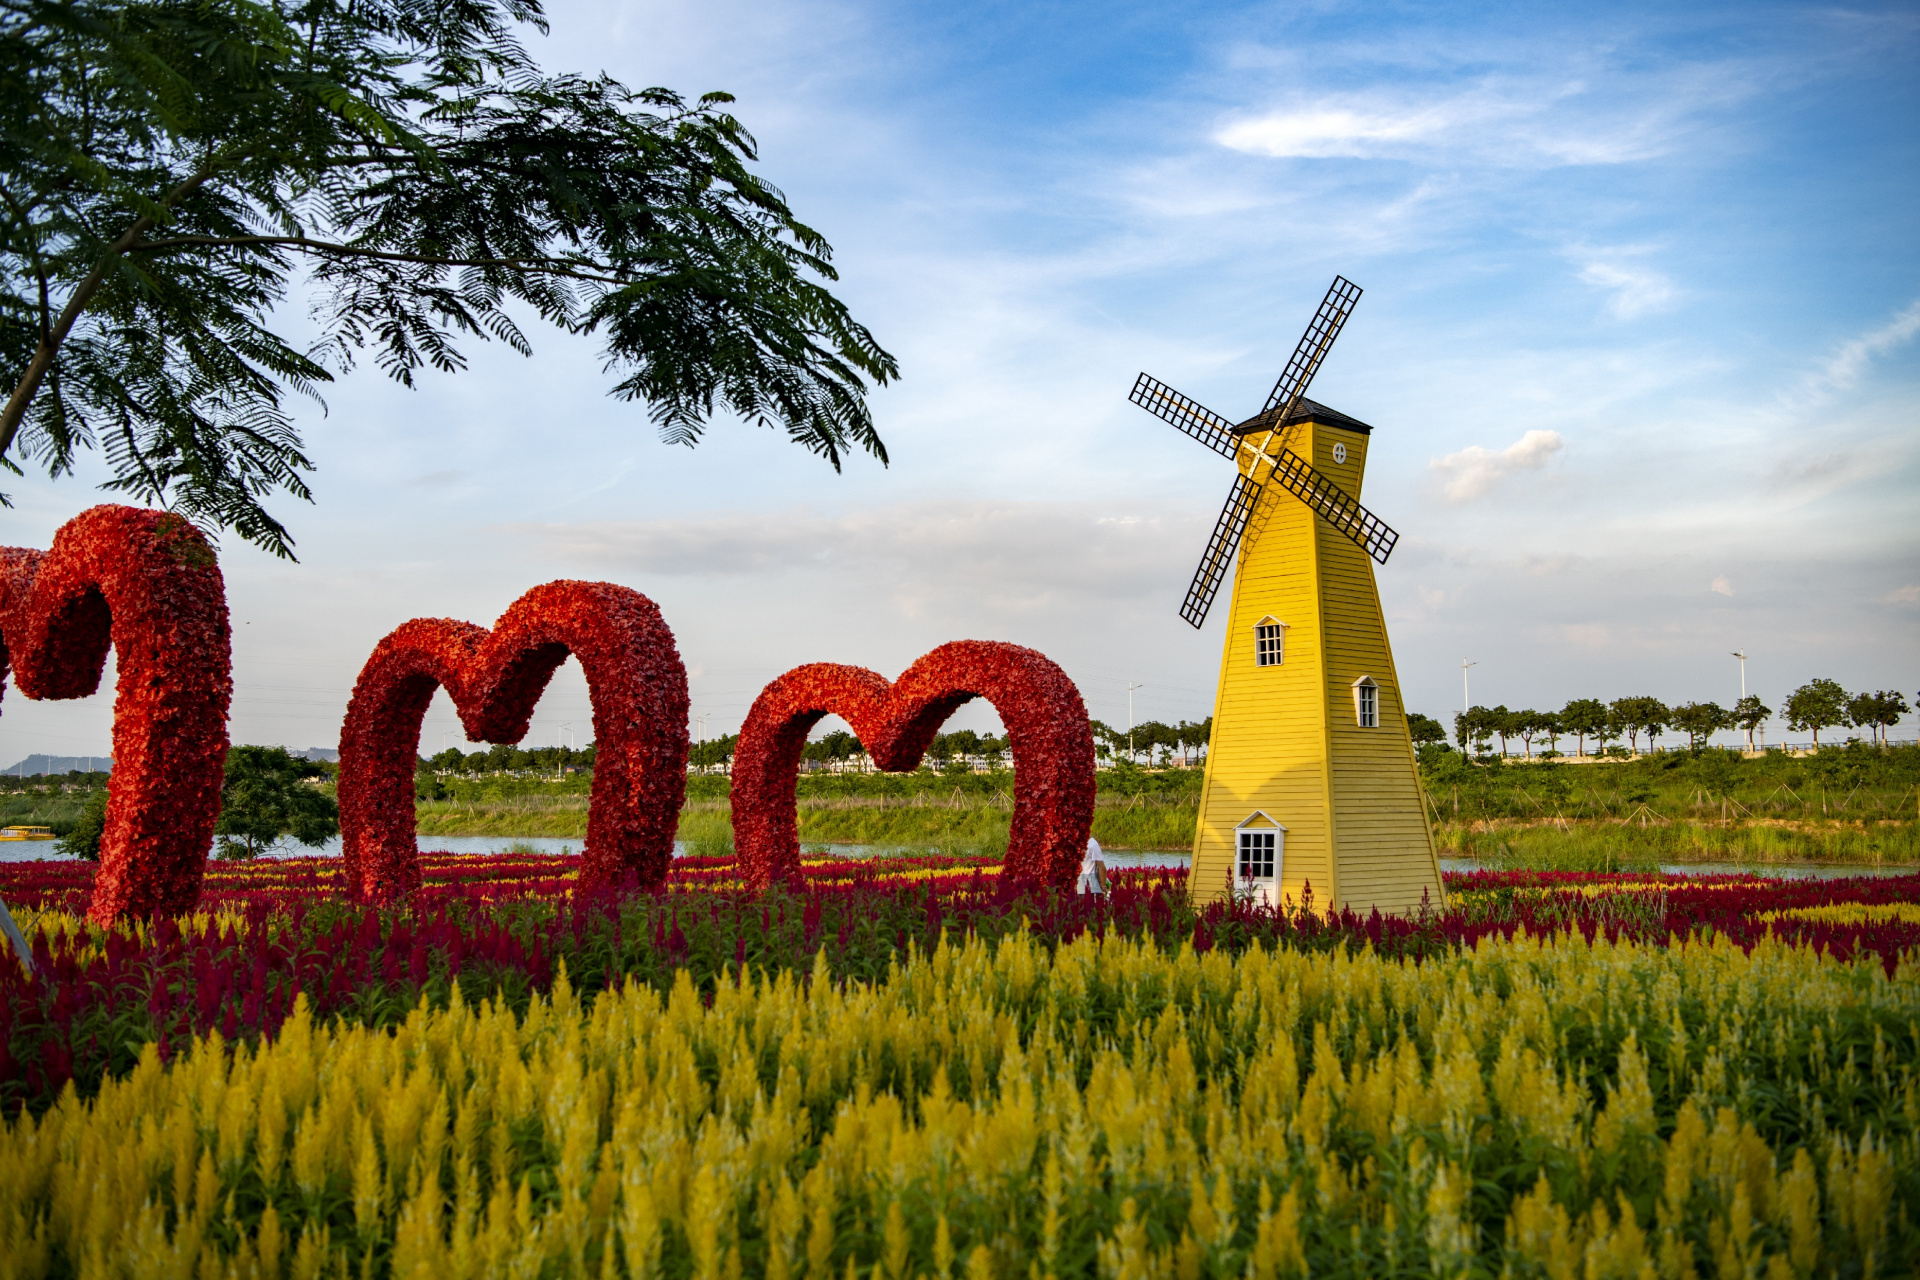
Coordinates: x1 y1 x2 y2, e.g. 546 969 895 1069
1574 254 1678 319
1886 585 1920 605
1711 575 1733 596
1429 430 1565 502
1212 69 1741 168
1799 300 1920 400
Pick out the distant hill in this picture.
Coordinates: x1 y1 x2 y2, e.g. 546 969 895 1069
1 746 337 776
0 754 112 777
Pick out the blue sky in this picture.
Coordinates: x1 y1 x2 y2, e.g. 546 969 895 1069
4 0 1917 762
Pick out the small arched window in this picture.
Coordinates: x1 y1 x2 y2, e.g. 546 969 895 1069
1352 676 1379 728
1233 812 1286 906
1254 617 1286 667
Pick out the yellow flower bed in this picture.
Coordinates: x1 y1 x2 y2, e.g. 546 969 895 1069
2 931 1913 1278
1759 902 1920 926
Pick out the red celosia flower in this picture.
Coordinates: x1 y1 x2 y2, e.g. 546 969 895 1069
730 640 1096 890
336 581 689 902
0 506 232 923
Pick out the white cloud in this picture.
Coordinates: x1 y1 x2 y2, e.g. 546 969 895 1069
1576 259 1678 319
1215 96 1519 160
1886 585 1920 604
1212 69 1740 169
1711 575 1734 596
1801 300 1920 399
1429 430 1566 502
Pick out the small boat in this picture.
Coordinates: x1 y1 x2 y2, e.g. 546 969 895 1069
0 826 55 841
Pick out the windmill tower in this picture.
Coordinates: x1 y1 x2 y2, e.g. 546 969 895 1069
1130 277 1442 915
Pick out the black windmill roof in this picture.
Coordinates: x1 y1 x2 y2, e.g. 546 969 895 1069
1231 396 1374 437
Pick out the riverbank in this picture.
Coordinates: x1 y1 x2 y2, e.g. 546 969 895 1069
416 792 1199 852
415 795 1919 866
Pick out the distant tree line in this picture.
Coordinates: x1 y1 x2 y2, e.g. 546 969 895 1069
1087 719 1213 768
1425 679 1910 759
424 744 598 777
686 718 1222 773
0 770 110 793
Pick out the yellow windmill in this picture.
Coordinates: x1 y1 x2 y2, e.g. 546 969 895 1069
1130 277 1442 916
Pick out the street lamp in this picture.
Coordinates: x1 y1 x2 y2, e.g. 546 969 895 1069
1127 683 1144 764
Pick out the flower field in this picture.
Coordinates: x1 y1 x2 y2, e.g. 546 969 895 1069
2 853 1917 1276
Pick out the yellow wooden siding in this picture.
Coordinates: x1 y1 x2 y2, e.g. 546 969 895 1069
1311 422 1443 915
1192 416 1441 916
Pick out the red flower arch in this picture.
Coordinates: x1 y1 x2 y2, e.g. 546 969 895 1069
0 506 232 923
337 581 688 902
731 640 1094 890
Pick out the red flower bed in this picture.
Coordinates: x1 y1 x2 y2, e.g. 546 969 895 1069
730 641 1095 890
1 856 1915 1110
337 581 687 902
0 506 231 923
1441 868 1920 967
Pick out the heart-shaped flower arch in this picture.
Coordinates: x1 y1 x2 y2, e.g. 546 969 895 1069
0 506 232 923
337 580 688 902
730 640 1095 890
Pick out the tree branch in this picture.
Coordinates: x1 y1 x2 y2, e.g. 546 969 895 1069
127 233 636 285
0 160 220 460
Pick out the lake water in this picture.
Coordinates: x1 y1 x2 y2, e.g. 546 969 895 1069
1 836 1912 880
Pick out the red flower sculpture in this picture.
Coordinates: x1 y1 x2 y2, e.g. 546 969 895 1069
0 506 232 923
732 640 1094 890
337 581 688 902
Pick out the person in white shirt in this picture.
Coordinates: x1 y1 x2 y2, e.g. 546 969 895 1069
1076 837 1108 895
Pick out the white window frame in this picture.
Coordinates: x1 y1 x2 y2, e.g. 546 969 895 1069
1254 617 1287 668
1232 812 1285 907
1352 676 1379 728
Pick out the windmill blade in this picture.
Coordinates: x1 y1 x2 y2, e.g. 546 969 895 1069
1261 276 1363 417
1263 448 1400 564
1180 472 1263 628
1130 374 1240 461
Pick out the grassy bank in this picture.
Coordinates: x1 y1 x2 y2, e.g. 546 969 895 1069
422 779 1920 868
1436 816 1920 870
0 778 108 836
418 792 1202 853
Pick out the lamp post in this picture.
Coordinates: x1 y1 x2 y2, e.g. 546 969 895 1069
1127 683 1144 764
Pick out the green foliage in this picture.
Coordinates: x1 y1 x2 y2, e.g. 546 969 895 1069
1424 744 1920 864
1608 695 1670 755
1732 694 1771 748
1559 698 1608 753
1847 689 1910 746
1406 711 1448 747
1784 677 1849 744
0 773 105 837
0 0 896 554
53 789 107 860
1669 700 1729 751
688 732 738 771
214 745 338 859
